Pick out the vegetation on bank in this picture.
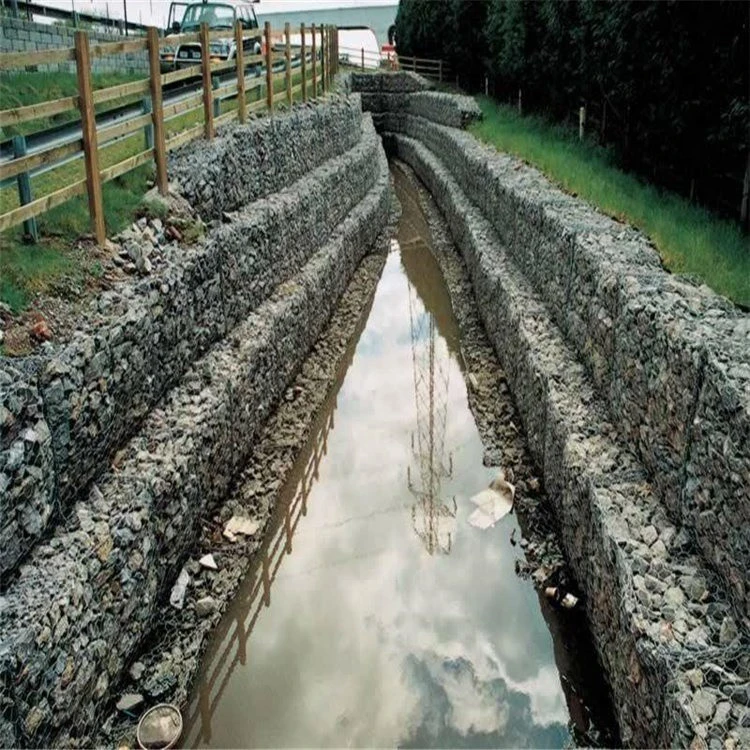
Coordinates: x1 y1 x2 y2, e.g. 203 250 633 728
0 71 144 137
0 166 152 314
395 0 749 227
0 69 308 314
470 97 750 307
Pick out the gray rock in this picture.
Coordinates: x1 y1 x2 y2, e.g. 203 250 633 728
194 596 218 617
719 616 738 645
115 693 144 713
692 690 717 721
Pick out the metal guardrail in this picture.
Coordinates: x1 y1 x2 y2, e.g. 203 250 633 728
0 21 340 242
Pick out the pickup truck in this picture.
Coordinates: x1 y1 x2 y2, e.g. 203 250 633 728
160 0 262 72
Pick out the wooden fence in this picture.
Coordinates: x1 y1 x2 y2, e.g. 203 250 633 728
0 21 340 243
337 45 449 82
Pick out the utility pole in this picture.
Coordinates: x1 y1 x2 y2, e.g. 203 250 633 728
123 0 128 35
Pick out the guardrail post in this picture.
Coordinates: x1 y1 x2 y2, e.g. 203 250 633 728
311 24 317 99
234 21 246 123
439 59 443 83
142 96 154 149
146 27 167 195
212 76 220 117
12 135 39 243
284 22 292 107
200 23 215 139
300 24 307 103
75 30 106 245
264 22 273 113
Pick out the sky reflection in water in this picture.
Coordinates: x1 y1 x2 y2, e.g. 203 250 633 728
187 238 572 749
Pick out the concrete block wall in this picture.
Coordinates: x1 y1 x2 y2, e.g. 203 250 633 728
0 16 148 74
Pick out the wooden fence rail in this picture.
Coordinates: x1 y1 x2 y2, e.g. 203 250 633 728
0 22 338 243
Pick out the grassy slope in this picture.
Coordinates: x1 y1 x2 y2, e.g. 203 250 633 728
1 68 308 312
470 97 750 307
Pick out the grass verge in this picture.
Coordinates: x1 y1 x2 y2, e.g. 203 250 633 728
0 71 145 137
1 68 312 313
1 166 152 313
470 97 750 307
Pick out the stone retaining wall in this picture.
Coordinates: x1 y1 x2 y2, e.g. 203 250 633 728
363 98 750 626
0 95 391 746
0 97 377 579
355 74 750 748
0 16 148 74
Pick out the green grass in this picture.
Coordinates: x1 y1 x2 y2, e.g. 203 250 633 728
470 97 750 307
0 67 318 315
1 166 152 313
0 71 146 138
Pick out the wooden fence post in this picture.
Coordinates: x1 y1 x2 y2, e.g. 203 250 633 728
74 30 105 245
361 47 364 71
200 23 214 139
12 136 39 242
284 22 292 107
300 24 307 103
334 26 338 74
439 59 443 83
320 25 326 94
321 25 325 91
146 27 167 195
264 21 273 113
311 24 317 99
235 20 246 123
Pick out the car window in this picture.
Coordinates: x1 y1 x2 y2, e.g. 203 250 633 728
181 3 235 29
245 5 258 28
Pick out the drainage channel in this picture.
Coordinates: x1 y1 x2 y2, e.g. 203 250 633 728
182 169 617 749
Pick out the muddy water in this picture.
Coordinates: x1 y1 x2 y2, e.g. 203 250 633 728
183 175 604 748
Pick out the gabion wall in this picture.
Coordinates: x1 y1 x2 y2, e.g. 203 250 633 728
0 97 392 747
0 100 376 580
354 75 750 749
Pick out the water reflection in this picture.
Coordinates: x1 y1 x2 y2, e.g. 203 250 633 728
184 174 602 749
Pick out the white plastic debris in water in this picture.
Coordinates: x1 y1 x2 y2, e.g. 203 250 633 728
169 568 190 610
223 515 260 542
544 586 579 609
198 553 218 570
468 471 516 529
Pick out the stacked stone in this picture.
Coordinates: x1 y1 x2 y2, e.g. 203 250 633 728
0 105 380 579
386 129 750 749
361 77 750 748
0 139 391 747
0 363 55 575
373 106 750 625
170 95 365 221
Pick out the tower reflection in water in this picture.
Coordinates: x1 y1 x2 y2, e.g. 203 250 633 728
406 275 457 555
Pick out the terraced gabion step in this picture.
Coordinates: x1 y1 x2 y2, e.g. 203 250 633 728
0 151 391 749
170 93 367 220
374 110 750 624
0 113 382 579
384 130 750 749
